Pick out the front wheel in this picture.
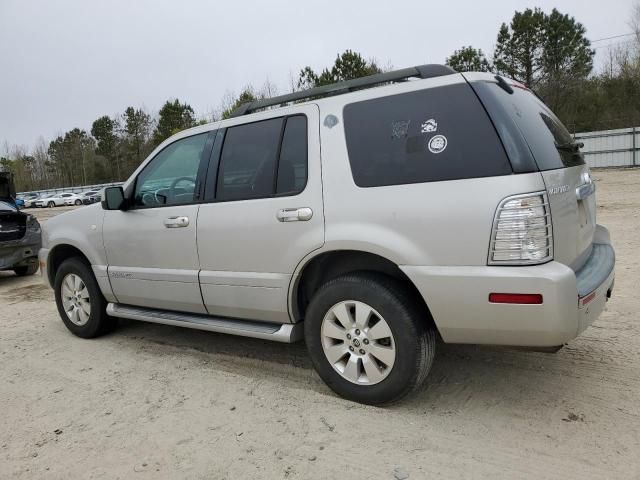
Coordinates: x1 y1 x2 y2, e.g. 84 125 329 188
304 273 436 405
54 257 116 338
48 201 55 208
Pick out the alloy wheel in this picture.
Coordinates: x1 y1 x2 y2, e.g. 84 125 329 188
320 300 396 385
60 273 91 326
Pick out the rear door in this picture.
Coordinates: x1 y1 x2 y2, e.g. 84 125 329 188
197 105 323 323
471 79 595 270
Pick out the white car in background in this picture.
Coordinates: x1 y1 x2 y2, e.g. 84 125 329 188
63 193 84 206
34 192 81 207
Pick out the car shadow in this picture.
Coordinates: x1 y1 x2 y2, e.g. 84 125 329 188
0 269 37 285
111 318 584 410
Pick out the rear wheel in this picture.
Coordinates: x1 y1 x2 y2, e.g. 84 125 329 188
304 273 436 405
54 257 116 338
14 263 39 276
74 199 82 205
48 201 55 208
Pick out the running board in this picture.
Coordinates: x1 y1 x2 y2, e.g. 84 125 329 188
106 303 303 343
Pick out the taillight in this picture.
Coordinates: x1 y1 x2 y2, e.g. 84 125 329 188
488 192 553 265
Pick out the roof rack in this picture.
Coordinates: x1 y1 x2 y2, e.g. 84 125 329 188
229 64 456 117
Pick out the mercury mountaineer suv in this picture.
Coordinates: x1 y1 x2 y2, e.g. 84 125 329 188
40 65 615 404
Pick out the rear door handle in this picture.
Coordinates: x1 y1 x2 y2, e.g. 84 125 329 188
276 207 313 222
164 216 189 228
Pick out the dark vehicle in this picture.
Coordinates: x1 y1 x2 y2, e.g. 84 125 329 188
81 190 102 205
0 173 41 276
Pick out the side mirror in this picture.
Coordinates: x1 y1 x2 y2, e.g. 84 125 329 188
101 186 126 210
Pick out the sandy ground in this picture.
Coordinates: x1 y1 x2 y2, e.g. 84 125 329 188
1 171 639 480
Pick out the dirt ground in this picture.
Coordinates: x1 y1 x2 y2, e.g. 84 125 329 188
1 170 639 480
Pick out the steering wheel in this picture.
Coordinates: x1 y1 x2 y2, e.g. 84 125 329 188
168 176 196 202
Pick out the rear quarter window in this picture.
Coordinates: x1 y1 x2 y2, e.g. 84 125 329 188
472 82 585 171
343 83 512 187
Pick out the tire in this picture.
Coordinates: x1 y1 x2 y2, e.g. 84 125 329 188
304 272 436 405
54 257 116 338
14 263 39 276
75 199 81 205
48 201 55 208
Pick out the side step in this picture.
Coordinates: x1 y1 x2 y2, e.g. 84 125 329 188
106 303 303 343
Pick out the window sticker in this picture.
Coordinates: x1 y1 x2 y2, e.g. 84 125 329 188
428 135 447 154
391 120 410 139
421 119 438 133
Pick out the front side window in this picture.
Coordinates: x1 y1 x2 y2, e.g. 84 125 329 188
134 133 208 207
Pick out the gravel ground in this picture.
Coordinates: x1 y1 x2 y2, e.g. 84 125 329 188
1 170 639 479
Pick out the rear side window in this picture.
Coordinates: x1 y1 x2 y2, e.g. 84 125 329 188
216 118 283 201
215 115 308 201
277 115 307 195
474 83 584 171
343 83 512 187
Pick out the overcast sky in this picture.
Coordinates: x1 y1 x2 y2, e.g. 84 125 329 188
0 0 635 150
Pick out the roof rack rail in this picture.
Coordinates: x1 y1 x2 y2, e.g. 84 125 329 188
229 64 456 118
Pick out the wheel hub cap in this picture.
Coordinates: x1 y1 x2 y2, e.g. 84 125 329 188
60 273 91 326
320 300 396 385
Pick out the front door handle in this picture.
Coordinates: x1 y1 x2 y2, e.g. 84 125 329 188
276 207 313 222
164 216 189 228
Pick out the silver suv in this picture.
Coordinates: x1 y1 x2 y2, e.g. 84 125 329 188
40 65 615 404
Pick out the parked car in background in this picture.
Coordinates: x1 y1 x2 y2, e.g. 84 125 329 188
34 192 80 207
39 65 615 405
80 190 102 205
33 195 54 208
14 197 25 208
20 193 40 208
63 193 84 206
1 175 41 276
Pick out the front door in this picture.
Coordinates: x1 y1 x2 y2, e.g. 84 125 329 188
197 105 324 323
103 131 213 314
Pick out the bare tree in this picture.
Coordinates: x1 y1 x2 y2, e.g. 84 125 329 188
33 137 50 188
260 78 278 98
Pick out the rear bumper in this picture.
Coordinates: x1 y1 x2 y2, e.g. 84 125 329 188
401 225 615 347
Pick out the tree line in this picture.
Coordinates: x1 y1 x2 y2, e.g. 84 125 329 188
0 99 201 193
445 6 640 133
2 4 640 192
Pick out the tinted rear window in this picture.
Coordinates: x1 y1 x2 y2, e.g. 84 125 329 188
343 83 512 187
216 118 284 201
474 83 584 171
